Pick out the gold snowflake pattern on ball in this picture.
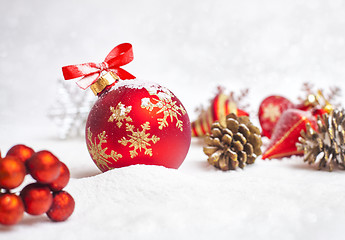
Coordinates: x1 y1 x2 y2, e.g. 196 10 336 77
87 127 122 171
118 122 160 158
141 90 186 131
262 103 281 122
108 102 133 128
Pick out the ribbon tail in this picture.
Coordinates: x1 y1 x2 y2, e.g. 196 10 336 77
76 72 101 89
62 62 100 80
111 68 136 80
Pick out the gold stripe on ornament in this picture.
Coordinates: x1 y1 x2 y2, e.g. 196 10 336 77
201 111 210 134
192 107 214 137
217 93 228 126
265 150 304 160
194 118 205 136
207 107 214 131
227 100 237 115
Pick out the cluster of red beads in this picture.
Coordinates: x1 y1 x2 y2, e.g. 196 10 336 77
0 144 75 226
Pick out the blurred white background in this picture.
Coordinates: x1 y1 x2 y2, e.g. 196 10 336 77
2 2 345 238
1 0 345 139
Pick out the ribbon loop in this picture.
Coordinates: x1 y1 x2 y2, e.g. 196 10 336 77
62 43 135 89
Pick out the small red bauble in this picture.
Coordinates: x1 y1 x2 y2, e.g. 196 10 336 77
258 96 294 139
46 191 75 222
26 151 61 184
0 193 24 225
6 144 35 163
49 162 70 192
0 156 26 189
20 183 53 215
86 77 191 172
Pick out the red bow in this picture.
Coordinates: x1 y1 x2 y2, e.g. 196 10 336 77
62 43 135 89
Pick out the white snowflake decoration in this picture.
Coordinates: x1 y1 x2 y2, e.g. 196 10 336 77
48 79 95 139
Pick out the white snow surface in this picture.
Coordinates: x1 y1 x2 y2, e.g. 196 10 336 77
1 135 345 240
2 0 345 239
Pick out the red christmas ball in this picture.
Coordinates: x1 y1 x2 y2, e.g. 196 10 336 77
86 79 191 172
0 193 24 225
0 156 26 189
46 191 75 222
49 162 70 192
20 183 53 215
258 95 294 138
6 144 35 163
26 151 61 184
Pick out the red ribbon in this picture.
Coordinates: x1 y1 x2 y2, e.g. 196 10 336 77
62 43 135 89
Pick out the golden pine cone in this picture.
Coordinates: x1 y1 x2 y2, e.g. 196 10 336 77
297 110 345 171
203 113 262 171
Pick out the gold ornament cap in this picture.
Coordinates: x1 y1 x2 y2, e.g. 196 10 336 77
90 72 119 96
304 90 333 113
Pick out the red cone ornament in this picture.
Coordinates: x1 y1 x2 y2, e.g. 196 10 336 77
62 43 191 172
258 96 294 139
262 109 317 159
191 92 249 137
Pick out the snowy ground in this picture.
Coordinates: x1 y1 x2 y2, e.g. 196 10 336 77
1 134 345 240
1 0 345 239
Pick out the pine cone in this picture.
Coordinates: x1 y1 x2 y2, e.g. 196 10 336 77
297 109 345 171
203 113 262 171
